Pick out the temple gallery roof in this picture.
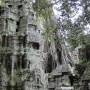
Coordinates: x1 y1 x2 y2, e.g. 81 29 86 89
50 64 70 77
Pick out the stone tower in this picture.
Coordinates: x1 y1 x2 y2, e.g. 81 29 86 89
0 0 45 90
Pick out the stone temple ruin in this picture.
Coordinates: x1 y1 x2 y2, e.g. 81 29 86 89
0 0 75 90
44 31 75 90
0 0 45 89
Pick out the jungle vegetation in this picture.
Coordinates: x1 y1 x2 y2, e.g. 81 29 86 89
33 0 90 80
0 0 90 83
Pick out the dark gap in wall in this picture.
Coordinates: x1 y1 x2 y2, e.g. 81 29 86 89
2 35 6 47
37 78 40 84
18 5 23 9
16 21 20 32
16 54 27 69
0 54 4 64
16 55 21 69
56 48 62 64
69 76 74 86
22 54 27 69
5 54 12 75
23 35 27 47
8 5 12 8
31 42 40 50
45 54 53 73
0 6 4 15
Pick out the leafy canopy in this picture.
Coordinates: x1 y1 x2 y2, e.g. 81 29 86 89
33 0 57 42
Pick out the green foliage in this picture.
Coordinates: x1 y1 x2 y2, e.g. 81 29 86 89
56 0 90 49
75 61 90 78
33 0 90 48
84 35 90 45
75 64 86 77
62 0 72 14
33 0 53 19
42 25 57 42
0 0 5 6
33 0 57 43
67 24 84 48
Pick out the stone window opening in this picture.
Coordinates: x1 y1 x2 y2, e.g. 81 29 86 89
18 5 23 9
30 42 40 50
32 42 39 50
8 5 12 8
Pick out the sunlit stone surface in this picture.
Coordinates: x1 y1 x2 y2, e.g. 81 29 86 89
0 0 75 90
